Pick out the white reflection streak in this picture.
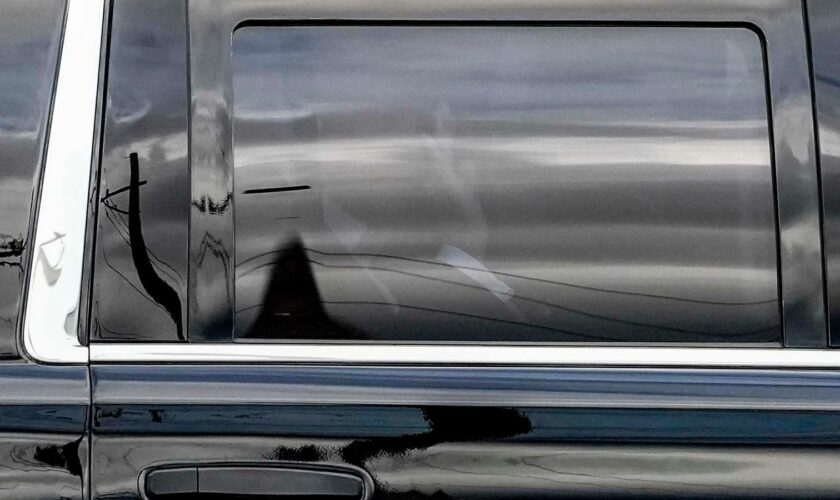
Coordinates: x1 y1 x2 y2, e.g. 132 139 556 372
240 135 770 174
322 197 366 250
438 245 514 304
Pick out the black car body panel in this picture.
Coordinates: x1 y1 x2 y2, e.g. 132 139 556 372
4 0 840 499
0 1 90 498
91 365 840 498
0 365 88 500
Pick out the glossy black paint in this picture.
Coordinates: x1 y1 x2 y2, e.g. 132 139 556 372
92 365 840 498
808 0 840 346
90 365 840 409
91 436 840 499
91 404 840 444
0 364 89 500
0 0 66 358
86 1 834 499
0 5 90 495
91 0 190 342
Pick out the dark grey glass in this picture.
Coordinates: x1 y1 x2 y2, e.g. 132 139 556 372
232 26 779 343
0 0 65 357
91 0 190 342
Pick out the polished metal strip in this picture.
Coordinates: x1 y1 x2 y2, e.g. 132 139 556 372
23 0 104 364
90 343 840 367
90 364 840 409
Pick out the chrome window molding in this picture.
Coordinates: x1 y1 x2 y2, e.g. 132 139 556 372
22 0 104 364
91 343 840 368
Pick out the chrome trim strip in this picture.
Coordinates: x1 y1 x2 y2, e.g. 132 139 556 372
90 343 840 367
91 364 840 409
23 0 104 364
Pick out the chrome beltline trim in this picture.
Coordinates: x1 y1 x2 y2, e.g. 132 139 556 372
23 0 104 364
90 344 840 367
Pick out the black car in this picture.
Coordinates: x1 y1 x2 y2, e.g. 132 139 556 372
3 0 840 498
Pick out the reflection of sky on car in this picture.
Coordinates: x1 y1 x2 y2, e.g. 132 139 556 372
233 27 763 123
231 26 778 342
91 0 191 341
0 0 65 356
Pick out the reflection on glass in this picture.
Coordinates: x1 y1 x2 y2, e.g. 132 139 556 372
91 0 190 341
232 26 779 343
0 0 65 357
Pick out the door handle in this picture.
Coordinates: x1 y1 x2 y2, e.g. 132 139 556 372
144 464 370 499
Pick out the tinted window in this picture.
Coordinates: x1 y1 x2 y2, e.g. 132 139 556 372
0 0 65 357
232 26 778 343
91 0 190 342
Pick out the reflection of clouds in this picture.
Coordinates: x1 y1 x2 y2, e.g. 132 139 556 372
234 27 765 123
438 245 514 304
0 6 63 135
0 0 65 355
232 25 778 342
92 0 190 341
108 89 153 124
323 198 367 250
819 124 840 156
0 178 37 214
237 134 769 172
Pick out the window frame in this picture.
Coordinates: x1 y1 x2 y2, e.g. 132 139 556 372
21 0 105 364
23 0 831 365
188 0 825 354
229 22 783 346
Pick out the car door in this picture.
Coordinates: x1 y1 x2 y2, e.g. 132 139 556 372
23 0 840 498
0 1 90 499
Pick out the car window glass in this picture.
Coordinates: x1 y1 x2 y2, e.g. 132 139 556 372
0 0 65 357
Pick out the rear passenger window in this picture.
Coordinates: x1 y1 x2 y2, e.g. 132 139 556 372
0 0 65 357
231 26 779 343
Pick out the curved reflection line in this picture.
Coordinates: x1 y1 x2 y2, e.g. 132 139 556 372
237 248 777 307
103 190 184 284
93 304 141 339
236 299 778 342
237 258 776 337
102 206 184 287
98 236 172 319
305 259 776 337
235 300 616 342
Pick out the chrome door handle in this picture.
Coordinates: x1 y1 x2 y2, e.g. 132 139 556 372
143 464 371 499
